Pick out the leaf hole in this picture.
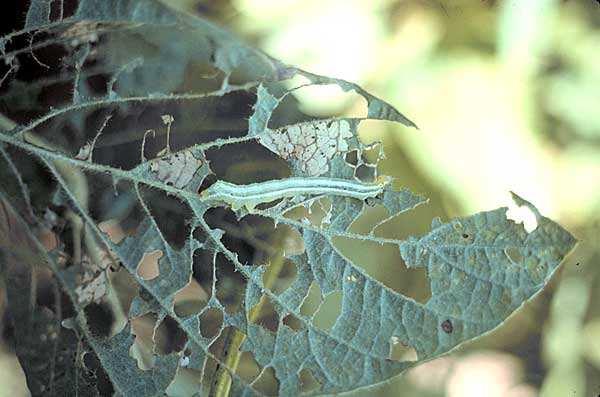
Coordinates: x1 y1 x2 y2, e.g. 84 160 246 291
389 336 417 361
83 302 113 339
108 266 134 336
212 213 274 266
275 81 368 122
136 249 162 281
355 164 377 183
165 367 202 397
251 366 279 396
214 254 246 314
313 290 342 331
280 225 305 257
199 307 223 340
130 314 158 370
155 316 187 355
236 351 261 383
81 351 98 372
282 313 303 331
264 258 297 295
173 279 210 317
299 281 323 317
334 237 432 304
361 143 383 166
250 296 279 333
98 219 127 244
205 142 287 189
80 347 114 395
299 368 321 393
47 0 76 20
140 187 194 249
344 150 359 167
285 198 332 227
506 201 539 233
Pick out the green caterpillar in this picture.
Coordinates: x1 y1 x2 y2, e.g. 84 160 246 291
201 176 390 212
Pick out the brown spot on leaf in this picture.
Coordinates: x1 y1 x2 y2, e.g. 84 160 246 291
441 319 453 334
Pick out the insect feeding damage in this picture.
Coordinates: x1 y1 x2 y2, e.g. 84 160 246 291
149 150 203 189
441 319 453 334
258 119 353 176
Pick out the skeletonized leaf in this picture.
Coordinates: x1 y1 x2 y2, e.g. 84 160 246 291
149 151 204 189
0 1 576 396
258 120 354 177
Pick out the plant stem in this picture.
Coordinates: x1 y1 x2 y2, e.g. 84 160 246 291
211 231 288 397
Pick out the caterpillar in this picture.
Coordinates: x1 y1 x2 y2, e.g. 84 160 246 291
200 176 391 212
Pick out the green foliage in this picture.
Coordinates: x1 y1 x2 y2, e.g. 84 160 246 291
0 1 576 396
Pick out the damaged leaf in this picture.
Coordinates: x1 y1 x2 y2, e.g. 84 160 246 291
149 150 204 189
0 1 577 396
258 119 354 176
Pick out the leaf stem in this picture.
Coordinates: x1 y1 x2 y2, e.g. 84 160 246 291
211 231 289 397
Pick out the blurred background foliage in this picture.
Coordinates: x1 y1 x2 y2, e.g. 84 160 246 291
1 0 599 396
166 0 600 396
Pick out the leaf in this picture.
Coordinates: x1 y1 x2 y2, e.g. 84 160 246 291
0 0 576 396
257 119 354 176
0 195 103 396
148 151 205 189
399 201 577 356
0 188 182 396
25 0 52 29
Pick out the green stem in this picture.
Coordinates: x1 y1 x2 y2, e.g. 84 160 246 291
211 231 288 397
